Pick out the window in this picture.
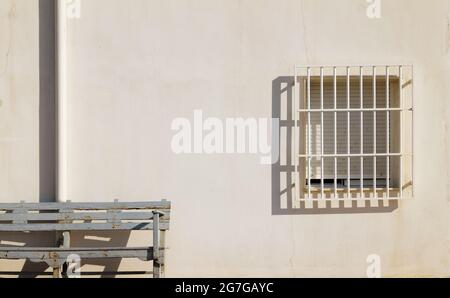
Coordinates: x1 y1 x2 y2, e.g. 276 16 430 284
294 65 413 201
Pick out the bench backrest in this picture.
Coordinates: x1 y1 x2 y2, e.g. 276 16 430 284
0 201 170 232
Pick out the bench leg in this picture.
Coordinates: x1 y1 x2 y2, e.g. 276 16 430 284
160 230 166 277
53 231 62 279
61 231 71 278
153 261 161 278
53 267 60 279
53 231 71 278
152 211 160 278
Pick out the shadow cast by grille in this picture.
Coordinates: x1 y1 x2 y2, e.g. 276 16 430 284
271 76 398 215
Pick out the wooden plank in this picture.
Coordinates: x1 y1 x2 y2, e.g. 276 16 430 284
160 230 166 277
0 222 170 232
0 211 170 222
0 271 153 276
107 209 120 224
12 209 26 225
153 211 160 278
0 247 158 262
60 231 71 278
0 201 171 211
56 206 72 278
0 247 153 252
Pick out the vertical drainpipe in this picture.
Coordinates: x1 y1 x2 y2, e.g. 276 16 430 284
56 0 68 202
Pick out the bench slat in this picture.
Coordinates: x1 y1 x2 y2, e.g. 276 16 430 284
0 247 160 264
0 201 170 211
0 222 170 232
0 201 170 276
0 211 170 222
0 246 153 252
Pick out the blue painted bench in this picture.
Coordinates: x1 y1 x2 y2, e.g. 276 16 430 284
0 200 170 278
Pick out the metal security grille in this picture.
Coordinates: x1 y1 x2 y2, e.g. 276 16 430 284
294 65 413 201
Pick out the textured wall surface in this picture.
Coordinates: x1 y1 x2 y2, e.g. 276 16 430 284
0 0 449 277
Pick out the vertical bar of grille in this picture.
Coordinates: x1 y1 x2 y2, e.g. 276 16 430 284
334 67 338 199
386 66 390 198
294 67 299 201
399 66 403 199
373 67 377 199
295 64 409 202
360 67 364 199
347 67 351 199
320 67 325 199
307 68 312 199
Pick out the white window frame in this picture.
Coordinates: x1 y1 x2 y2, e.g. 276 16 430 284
294 65 414 202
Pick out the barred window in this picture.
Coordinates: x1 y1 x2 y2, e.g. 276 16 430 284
294 65 413 201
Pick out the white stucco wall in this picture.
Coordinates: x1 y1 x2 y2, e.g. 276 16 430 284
0 0 449 277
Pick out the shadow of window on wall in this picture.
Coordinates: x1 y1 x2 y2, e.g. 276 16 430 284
271 76 398 215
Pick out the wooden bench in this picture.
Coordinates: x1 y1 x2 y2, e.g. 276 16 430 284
0 200 170 278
